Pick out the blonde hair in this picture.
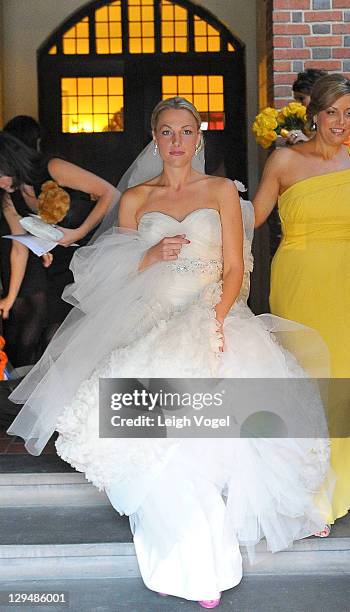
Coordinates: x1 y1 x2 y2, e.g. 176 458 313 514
306 73 350 132
151 97 202 131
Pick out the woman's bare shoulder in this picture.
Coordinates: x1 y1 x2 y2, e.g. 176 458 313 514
205 175 238 192
122 175 163 197
269 146 299 164
118 180 160 222
204 177 241 212
261 146 309 180
121 181 154 202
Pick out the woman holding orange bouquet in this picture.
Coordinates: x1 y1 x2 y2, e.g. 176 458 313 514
0 131 117 365
254 73 350 525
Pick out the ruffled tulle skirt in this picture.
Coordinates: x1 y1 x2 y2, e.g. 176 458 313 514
54 283 331 554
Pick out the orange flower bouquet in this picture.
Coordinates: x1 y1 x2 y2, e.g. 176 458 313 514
19 180 71 241
38 181 70 224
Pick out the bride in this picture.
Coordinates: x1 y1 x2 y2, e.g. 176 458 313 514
8 97 331 608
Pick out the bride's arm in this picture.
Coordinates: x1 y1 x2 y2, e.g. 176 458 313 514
215 180 244 325
117 189 139 230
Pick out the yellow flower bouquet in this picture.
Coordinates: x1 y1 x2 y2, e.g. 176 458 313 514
252 102 307 149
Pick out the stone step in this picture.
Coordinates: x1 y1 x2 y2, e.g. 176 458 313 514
0 472 108 506
1 483 349 539
1 542 349 582
2 469 350 549
0 506 349 582
1 575 350 612
0 452 74 474
1 576 350 612
0 452 107 505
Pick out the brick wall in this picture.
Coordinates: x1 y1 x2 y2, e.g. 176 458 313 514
272 0 350 107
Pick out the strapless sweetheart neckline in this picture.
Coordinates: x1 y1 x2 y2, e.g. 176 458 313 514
138 207 220 227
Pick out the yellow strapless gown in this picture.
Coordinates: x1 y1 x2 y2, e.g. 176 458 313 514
270 169 350 523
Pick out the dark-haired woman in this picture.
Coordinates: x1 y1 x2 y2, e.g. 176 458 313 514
281 68 327 146
0 193 52 367
292 68 327 108
0 132 118 365
4 115 42 152
254 73 350 524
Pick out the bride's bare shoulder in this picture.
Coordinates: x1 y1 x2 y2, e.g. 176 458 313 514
206 176 239 194
120 179 158 205
118 185 146 227
118 180 161 227
124 178 157 195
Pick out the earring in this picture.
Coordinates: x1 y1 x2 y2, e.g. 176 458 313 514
153 142 158 156
194 132 203 156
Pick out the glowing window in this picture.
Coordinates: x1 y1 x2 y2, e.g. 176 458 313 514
47 1 237 58
63 17 89 55
162 75 225 130
161 0 188 53
128 0 155 53
194 16 220 53
61 77 124 133
95 1 122 54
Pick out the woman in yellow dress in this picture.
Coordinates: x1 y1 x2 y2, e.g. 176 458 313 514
254 73 350 524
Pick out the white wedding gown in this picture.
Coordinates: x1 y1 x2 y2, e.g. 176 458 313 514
9 206 331 601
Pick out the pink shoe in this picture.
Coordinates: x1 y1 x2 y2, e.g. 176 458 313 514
314 524 331 538
198 596 221 609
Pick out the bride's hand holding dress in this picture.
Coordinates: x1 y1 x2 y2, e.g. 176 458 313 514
139 234 190 269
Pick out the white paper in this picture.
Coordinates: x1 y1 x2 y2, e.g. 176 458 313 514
20 215 64 241
2 234 57 256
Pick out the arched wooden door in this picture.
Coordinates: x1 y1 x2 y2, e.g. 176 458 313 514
38 0 246 186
